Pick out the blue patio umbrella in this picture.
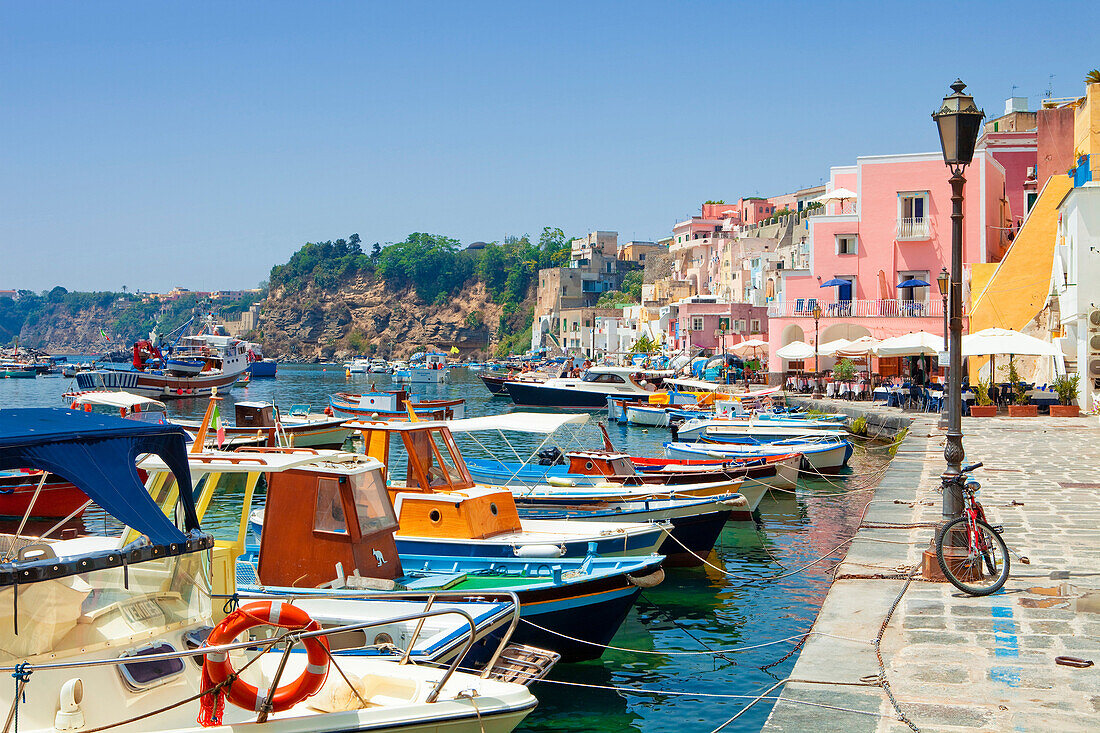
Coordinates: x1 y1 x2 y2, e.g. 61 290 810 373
896 278 931 288
820 278 850 287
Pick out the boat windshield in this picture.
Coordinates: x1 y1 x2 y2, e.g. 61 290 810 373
347 468 398 536
582 372 625 384
0 545 210 662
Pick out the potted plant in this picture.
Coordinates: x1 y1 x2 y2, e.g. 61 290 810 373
1051 373 1081 417
1005 357 1037 417
970 379 997 417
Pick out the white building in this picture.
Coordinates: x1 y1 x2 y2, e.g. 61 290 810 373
1052 181 1100 408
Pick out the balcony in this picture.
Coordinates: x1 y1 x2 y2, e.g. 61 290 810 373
767 299 948 318
895 217 931 241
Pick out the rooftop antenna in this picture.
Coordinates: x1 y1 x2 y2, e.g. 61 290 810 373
1045 74 1054 99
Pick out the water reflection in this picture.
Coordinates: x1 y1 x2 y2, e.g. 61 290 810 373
1 362 893 732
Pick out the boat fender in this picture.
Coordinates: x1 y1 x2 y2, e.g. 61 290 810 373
546 476 576 487
514 544 567 558
54 678 84 732
627 567 665 589
324 406 334 417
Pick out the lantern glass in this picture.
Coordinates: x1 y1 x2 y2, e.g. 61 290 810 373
937 267 950 296
932 79 985 167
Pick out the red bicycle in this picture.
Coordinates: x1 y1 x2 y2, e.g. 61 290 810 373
935 462 1011 595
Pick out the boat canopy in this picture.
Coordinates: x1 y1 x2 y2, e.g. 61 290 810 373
65 390 167 412
445 413 589 435
0 408 200 546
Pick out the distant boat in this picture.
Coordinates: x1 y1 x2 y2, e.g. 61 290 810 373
76 318 249 399
330 389 466 420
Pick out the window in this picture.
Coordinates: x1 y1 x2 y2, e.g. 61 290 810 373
897 271 929 303
692 317 705 331
735 319 746 332
1026 191 1038 212
561 286 567 296
584 372 625 384
313 478 348 534
836 235 858 255
751 319 761 332
347 470 398 534
897 192 931 239
899 193 927 220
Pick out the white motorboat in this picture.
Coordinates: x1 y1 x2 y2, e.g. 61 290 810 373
0 408 539 733
666 438 853 473
505 366 672 408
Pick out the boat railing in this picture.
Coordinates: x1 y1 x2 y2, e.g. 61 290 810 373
225 589 523 679
0 605 484 706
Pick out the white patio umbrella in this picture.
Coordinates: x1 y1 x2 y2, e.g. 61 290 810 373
816 338 853 357
876 331 943 357
960 328 1061 357
776 340 815 360
836 335 881 357
730 338 768 356
813 187 858 203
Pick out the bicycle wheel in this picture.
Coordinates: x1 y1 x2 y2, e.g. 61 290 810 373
935 516 1010 596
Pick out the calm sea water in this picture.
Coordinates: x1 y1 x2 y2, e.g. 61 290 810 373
3 362 888 732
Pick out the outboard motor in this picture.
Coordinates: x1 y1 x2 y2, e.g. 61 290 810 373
669 418 684 441
537 447 564 466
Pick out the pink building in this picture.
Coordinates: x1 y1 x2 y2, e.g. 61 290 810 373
768 148 1026 379
980 130 1039 235
669 297 768 353
738 198 778 225
669 208 739 295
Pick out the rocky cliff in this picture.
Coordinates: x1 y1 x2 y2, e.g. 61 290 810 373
259 276 516 361
17 304 116 353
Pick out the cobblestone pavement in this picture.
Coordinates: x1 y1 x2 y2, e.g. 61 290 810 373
763 411 1100 733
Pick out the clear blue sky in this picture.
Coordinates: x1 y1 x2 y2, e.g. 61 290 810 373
1 1 1095 292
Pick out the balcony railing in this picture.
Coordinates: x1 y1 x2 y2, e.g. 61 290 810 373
895 217 931 240
767 299 948 318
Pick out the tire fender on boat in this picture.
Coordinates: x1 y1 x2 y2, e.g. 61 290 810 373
626 566 665 588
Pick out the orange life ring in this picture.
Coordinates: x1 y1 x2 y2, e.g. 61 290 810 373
200 601 329 722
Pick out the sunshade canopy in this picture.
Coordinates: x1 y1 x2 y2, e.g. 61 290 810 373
442 413 590 435
67 390 167 412
820 278 850 288
836 335 882 357
896 278 931 288
876 331 943 356
814 187 858 202
817 338 853 356
0 408 199 545
776 341 815 360
961 328 1061 357
730 339 768 356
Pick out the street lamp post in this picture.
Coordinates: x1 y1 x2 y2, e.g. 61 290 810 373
937 266 951 429
937 266 950 352
932 79 985 522
812 303 823 399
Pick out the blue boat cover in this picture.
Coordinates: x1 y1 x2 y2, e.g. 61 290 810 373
0 408 198 544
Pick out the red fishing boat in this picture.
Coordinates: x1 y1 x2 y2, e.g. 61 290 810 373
0 469 90 519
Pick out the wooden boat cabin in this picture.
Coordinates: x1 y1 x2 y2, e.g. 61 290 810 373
564 450 638 478
347 420 523 541
256 452 404 587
